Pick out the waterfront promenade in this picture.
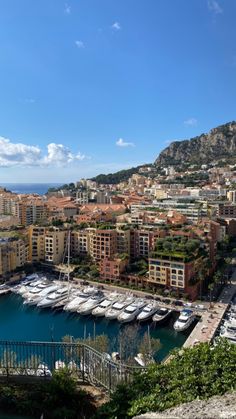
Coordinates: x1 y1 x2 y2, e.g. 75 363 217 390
183 270 236 348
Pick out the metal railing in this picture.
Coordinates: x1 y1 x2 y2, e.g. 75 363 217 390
0 340 144 393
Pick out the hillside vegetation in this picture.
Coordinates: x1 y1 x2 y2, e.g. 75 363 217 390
95 339 236 419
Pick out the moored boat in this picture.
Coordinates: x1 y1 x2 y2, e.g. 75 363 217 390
152 307 172 324
117 299 146 323
173 309 195 331
137 302 158 322
63 286 98 312
92 293 119 317
77 293 105 315
105 296 134 320
37 286 69 308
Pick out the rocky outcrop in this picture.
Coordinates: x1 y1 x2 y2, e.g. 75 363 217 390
155 121 236 166
134 391 236 419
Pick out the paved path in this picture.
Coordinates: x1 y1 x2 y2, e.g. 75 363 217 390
183 271 236 348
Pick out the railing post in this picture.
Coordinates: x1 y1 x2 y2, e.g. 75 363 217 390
82 344 85 382
108 361 112 394
5 341 9 379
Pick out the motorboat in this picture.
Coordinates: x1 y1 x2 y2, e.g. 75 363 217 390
16 279 43 296
92 293 119 317
220 323 236 343
173 309 195 331
0 284 10 296
36 363 52 377
63 286 98 312
24 284 59 306
37 286 69 308
52 287 78 309
152 307 172 324
134 353 155 367
105 296 134 320
55 360 66 370
117 299 146 323
77 293 105 315
22 281 50 301
137 302 158 322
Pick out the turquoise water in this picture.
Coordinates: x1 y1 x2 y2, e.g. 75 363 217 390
0 183 61 195
0 293 192 361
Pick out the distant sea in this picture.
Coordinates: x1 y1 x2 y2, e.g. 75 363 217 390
0 183 62 195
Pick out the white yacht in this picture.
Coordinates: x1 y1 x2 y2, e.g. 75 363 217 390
105 296 134 320
117 299 146 323
52 287 78 309
37 286 70 308
173 309 195 331
92 293 119 317
24 284 58 305
152 307 172 324
16 279 43 296
137 302 158 322
63 286 97 312
23 281 50 302
77 293 105 315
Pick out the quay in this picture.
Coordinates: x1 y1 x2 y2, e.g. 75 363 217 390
183 270 236 348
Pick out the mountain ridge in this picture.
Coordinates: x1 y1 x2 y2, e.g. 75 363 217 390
155 121 236 166
91 121 236 184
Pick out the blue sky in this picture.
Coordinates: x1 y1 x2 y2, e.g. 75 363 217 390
0 0 235 182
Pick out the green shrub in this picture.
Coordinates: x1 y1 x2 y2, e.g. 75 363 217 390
95 339 236 418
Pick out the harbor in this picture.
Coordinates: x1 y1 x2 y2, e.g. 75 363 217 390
0 275 196 363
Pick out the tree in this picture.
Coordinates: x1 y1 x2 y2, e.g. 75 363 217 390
208 283 214 308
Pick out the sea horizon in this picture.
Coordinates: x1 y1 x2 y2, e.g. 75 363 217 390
0 183 62 195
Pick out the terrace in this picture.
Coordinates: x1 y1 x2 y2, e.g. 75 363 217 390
150 236 202 263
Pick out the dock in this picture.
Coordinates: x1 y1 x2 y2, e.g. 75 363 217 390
183 270 236 348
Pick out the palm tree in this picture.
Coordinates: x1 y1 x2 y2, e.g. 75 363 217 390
208 283 214 308
194 256 209 300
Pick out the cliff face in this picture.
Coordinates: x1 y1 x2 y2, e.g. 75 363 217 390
155 121 236 166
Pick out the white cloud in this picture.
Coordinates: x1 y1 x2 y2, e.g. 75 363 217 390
64 3 71 14
184 118 198 126
116 138 135 147
207 0 223 14
0 137 41 167
164 140 172 145
0 136 86 168
75 40 85 49
111 22 121 31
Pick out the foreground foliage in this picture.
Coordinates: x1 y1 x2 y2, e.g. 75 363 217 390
95 339 236 418
0 368 96 419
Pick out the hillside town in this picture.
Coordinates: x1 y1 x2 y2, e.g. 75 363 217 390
1 161 236 301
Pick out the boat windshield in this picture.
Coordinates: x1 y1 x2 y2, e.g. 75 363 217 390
178 318 188 323
113 303 125 310
124 306 136 313
143 306 152 312
156 309 168 315
101 300 110 307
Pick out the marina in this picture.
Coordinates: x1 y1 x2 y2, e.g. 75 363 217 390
0 276 195 362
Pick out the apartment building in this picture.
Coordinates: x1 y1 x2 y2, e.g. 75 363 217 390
28 226 67 264
44 229 67 264
116 229 130 256
130 229 166 260
99 257 128 282
71 230 89 256
0 238 29 277
148 256 199 299
28 226 46 262
217 203 236 219
90 229 117 262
